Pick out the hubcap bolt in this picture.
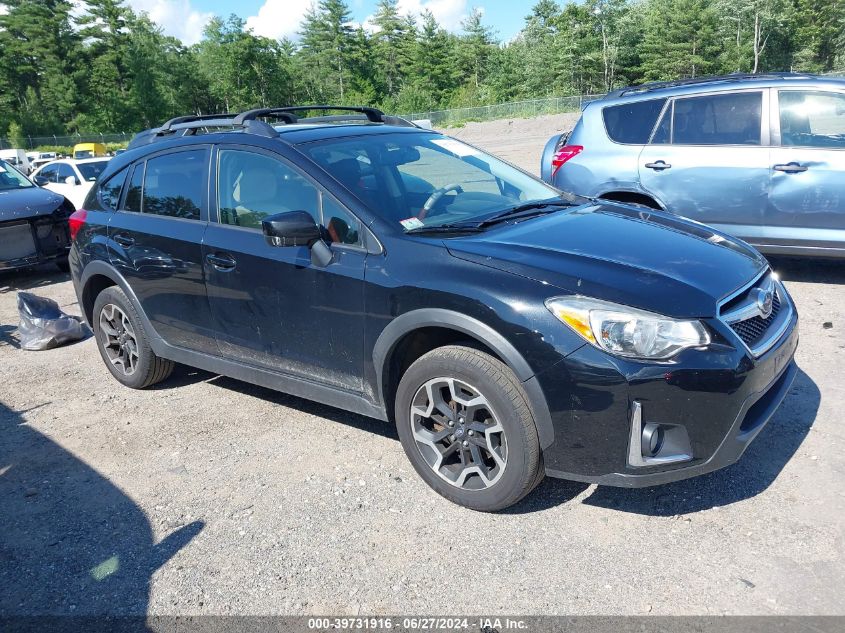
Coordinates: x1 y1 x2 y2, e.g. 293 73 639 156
447 420 454 427
462 440 469 447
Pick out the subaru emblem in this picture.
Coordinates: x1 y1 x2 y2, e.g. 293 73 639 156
755 288 774 319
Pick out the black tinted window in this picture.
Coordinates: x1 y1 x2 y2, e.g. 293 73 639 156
603 99 666 144
56 163 76 182
125 163 143 212
142 150 206 220
97 167 127 211
672 92 762 145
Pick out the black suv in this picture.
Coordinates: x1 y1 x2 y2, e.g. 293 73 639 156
69 106 799 511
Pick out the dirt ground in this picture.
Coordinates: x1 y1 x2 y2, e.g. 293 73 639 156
1 114 844 617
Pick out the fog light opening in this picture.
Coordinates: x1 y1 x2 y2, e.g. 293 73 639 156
641 423 665 457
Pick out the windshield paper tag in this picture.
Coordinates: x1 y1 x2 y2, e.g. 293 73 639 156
400 217 424 230
431 138 480 157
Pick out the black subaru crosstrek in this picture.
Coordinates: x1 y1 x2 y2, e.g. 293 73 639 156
69 106 799 511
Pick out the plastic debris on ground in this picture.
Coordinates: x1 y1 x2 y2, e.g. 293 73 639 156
16 291 89 351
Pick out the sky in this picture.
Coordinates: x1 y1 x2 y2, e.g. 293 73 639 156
120 0 530 47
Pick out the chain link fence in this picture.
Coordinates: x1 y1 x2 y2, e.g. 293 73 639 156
0 132 134 151
4 76 844 148
401 94 607 127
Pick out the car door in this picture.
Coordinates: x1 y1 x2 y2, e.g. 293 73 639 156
638 89 771 242
202 145 367 392
766 88 845 252
34 163 61 197
108 147 218 354
54 162 83 208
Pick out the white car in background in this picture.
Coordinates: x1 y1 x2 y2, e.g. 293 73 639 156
31 157 110 209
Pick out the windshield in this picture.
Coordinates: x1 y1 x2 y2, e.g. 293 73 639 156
0 159 34 191
77 160 109 182
304 132 570 231
75 150 94 159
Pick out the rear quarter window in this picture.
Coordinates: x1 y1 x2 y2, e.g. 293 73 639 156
602 99 667 144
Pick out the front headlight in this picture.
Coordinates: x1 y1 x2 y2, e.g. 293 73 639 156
545 296 710 360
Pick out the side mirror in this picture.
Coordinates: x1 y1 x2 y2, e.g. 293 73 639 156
261 210 333 267
34 176 49 186
261 211 321 247
65 176 78 185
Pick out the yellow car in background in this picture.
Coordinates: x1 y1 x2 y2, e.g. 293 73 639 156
72 142 107 159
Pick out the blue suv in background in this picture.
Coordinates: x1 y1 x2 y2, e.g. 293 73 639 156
542 73 845 258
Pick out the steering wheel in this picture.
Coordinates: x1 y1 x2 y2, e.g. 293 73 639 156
418 183 464 219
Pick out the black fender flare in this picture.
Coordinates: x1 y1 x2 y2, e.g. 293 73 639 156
78 260 163 344
372 308 555 449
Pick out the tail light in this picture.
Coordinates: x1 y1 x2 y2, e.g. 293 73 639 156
551 145 583 177
68 209 87 241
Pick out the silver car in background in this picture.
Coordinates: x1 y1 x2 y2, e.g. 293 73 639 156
541 73 845 258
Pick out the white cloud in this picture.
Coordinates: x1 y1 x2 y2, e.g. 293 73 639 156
397 0 470 31
126 0 213 45
244 0 313 41
245 0 471 42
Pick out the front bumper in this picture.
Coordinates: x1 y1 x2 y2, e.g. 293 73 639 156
0 215 71 271
537 311 799 487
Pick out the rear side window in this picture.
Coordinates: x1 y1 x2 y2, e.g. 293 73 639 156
779 90 845 148
602 99 666 144
124 163 143 212
671 92 762 145
142 150 207 220
84 167 127 211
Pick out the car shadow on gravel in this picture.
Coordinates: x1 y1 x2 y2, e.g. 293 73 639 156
582 367 819 516
0 400 204 618
768 256 845 285
0 265 69 294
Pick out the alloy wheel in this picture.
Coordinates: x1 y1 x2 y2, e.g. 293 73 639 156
98 304 139 376
410 377 507 490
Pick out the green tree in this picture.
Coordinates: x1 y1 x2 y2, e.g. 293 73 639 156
639 0 721 79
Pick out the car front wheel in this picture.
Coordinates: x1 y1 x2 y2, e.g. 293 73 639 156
395 345 543 511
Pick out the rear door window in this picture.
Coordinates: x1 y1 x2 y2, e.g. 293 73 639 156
602 99 667 144
670 92 762 145
141 150 207 220
778 91 845 148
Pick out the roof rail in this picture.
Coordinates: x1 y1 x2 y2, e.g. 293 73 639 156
127 104 418 149
606 72 820 98
234 105 387 125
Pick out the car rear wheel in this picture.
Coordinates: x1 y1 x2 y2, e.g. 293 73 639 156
92 286 174 389
395 345 543 511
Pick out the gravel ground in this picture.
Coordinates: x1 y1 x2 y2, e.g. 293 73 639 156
1 115 844 617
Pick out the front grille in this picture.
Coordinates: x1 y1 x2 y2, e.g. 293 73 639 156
0 221 37 261
719 272 792 357
730 292 781 348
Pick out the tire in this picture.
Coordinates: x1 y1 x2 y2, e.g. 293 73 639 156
92 286 174 389
395 345 543 512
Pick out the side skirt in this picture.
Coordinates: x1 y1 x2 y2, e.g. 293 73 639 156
149 337 388 422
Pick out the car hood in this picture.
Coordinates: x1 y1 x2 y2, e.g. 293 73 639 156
445 201 768 318
0 187 66 220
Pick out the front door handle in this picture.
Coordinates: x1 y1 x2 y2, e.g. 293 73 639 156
206 252 237 271
773 162 808 173
113 233 135 247
644 160 672 171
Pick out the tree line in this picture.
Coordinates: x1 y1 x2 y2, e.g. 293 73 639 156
1 0 843 141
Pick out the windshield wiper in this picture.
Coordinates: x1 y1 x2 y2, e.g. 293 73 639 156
405 223 485 235
475 199 575 228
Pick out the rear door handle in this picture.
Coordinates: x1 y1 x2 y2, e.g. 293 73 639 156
206 252 237 271
773 163 808 173
644 160 672 171
113 233 135 247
